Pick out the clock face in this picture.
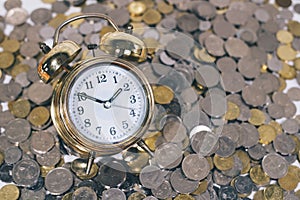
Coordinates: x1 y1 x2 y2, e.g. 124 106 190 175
66 62 148 145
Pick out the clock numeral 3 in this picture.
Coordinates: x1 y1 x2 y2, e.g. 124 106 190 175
130 95 136 104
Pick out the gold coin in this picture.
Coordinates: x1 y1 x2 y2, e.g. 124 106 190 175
142 9 162 25
258 124 277 145
277 44 297 61
0 51 15 69
0 151 4 166
276 30 293 44
250 165 270 186
264 185 283 200
192 180 208 195
8 99 31 118
10 63 31 78
77 163 98 180
128 192 146 200
290 135 300 154
28 106 50 127
278 77 286 91
213 154 234 171
288 20 300 37
48 14 67 28
153 85 174 104
268 121 282 135
0 184 19 200
62 192 73 200
253 190 264 200
100 26 115 37
196 48 216 63
140 0 155 8
143 132 162 151
40 166 55 177
206 156 214 170
42 0 56 3
278 165 299 191
174 194 195 200
143 37 160 55
1 39 20 53
294 57 300 71
235 150 250 174
261 64 268 73
128 1 147 16
224 101 240 120
249 109 266 126
157 1 174 14
279 62 296 80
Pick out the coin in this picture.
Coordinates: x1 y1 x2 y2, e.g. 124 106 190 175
102 188 126 200
262 153 288 179
151 180 172 199
12 159 40 187
28 106 50 127
139 165 164 189
0 184 20 200
170 168 199 194
154 142 182 169
72 186 97 200
182 154 210 181
45 167 74 195
30 131 55 154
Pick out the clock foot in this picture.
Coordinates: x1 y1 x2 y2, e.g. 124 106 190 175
137 140 154 157
85 151 96 174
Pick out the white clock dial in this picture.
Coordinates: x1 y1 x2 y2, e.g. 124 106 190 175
67 62 148 144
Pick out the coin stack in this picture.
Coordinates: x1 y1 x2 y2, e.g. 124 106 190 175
1 0 300 199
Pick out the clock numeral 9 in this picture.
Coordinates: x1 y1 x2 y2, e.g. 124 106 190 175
122 121 128 129
130 95 136 104
110 127 116 135
84 119 91 127
77 106 84 115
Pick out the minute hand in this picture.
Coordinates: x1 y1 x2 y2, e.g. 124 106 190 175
78 92 105 104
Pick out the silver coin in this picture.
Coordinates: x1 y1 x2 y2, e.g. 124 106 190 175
220 71 245 93
36 146 61 167
151 180 173 199
143 196 158 200
170 168 199 194
191 130 218 156
102 188 126 200
4 146 22 165
30 131 55 155
240 123 259 148
30 8 52 24
45 167 74 195
201 93 227 118
195 64 220 88
5 7 28 26
215 136 236 157
213 169 233 186
139 165 165 189
262 153 288 179
27 81 53 105
162 120 187 143
21 188 46 200
273 133 296 155
5 118 31 143
281 118 299 134
154 142 182 169
13 159 40 187
182 154 210 181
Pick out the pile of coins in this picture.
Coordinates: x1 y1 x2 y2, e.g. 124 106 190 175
1 0 300 199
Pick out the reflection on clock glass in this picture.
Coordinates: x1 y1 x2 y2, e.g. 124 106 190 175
67 62 148 144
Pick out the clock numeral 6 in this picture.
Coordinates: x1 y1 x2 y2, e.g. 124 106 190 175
110 127 116 135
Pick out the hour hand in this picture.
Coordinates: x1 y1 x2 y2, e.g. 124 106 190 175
108 88 123 103
77 92 105 104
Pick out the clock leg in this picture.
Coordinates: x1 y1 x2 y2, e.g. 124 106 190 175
85 151 96 174
137 140 154 157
